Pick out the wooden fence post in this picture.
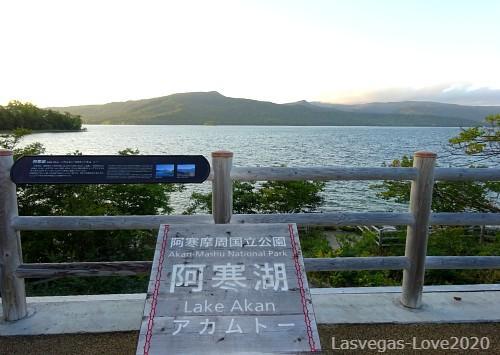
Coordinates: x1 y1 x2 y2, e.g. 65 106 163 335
400 151 437 308
0 149 27 321
211 151 233 224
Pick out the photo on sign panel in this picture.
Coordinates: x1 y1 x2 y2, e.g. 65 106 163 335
177 164 196 178
155 164 175 178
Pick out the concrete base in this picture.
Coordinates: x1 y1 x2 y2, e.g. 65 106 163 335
1 285 500 336
313 285 500 324
0 294 145 336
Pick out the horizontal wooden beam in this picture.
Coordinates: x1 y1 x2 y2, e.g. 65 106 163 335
304 256 409 271
305 256 500 271
12 213 414 230
425 256 500 270
434 168 500 181
224 167 500 182
11 215 213 230
431 213 500 226
18 258 407 278
11 212 500 231
231 213 414 226
230 167 418 181
16 261 152 278
15 256 500 278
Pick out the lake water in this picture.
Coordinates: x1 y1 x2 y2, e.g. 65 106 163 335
19 125 493 213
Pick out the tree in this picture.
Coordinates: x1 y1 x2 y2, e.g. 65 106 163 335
185 180 326 215
374 114 500 213
449 114 500 160
309 115 500 288
373 155 499 212
303 227 499 288
0 101 82 131
1 128 40 153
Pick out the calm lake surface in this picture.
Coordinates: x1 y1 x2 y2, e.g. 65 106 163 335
19 125 494 213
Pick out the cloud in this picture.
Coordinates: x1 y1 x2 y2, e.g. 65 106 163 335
333 84 500 106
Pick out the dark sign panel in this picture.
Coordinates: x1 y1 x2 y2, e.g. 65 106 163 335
137 224 321 354
11 155 210 184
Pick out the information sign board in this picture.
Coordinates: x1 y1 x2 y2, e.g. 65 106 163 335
137 223 321 354
10 155 210 184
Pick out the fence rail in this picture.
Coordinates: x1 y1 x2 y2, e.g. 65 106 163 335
11 212 500 230
214 167 500 182
14 256 500 279
1 148 500 321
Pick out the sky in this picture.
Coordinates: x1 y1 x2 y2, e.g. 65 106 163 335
1 0 500 107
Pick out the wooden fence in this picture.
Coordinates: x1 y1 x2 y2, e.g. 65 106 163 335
1 149 500 321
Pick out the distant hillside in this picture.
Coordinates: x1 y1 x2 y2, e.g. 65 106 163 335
310 101 500 122
50 92 483 127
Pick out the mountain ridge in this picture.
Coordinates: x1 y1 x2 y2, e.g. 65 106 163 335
49 92 499 127
309 100 500 121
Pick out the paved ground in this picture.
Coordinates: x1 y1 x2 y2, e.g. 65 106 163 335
1 323 499 354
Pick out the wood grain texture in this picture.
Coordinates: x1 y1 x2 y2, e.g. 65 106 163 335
0 150 27 321
15 256 500 279
430 212 500 225
11 215 213 230
11 212 413 230
401 152 436 309
15 261 152 278
230 166 418 181
136 315 314 355
434 167 500 181
211 151 233 224
424 256 500 270
12 212 500 231
304 256 409 271
209 166 500 182
137 223 321 354
230 166 499 182
231 212 414 226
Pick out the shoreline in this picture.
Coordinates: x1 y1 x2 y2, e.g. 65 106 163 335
3 125 470 131
0 128 87 134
